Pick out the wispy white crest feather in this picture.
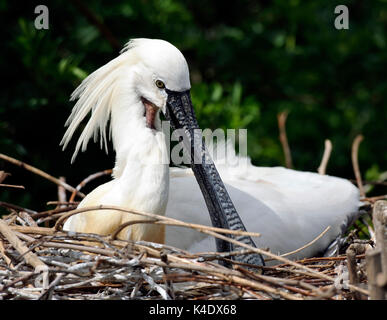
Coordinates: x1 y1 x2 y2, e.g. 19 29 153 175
61 40 140 163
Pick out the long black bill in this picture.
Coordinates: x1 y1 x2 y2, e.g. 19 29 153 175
164 89 264 267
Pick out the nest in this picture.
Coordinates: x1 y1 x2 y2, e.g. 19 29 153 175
0 151 386 300
0 199 377 301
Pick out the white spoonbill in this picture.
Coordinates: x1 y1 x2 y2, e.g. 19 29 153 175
62 38 360 265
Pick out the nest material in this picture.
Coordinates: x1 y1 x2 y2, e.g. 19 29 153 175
0 201 373 300
0 148 386 300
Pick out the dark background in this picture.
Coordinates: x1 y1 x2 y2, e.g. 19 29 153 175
0 0 386 212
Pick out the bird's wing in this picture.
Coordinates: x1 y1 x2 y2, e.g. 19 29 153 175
166 165 360 260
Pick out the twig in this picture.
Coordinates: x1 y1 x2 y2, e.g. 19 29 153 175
0 239 14 269
69 169 112 202
372 201 387 297
317 139 332 175
142 270 171 300
0 184 25 189
201 228 369 296
265 226 331 262
47 201 80 206
346 243 366 300
0 218 49 289
277 110 293 169
0 272 35 291
38 273 65 300
14 231 116 256
32 206 77 220
54 205 261 239
110 219 158 240
57 177 67 209
18 211 38 227
160 250 175 299
362 195 387 204
366 249 385 299
197 249 258 262
0 201 37 216
351 134 365 198
0 171 10 183
0 153 85 198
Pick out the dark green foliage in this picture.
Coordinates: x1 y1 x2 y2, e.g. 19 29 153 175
0 0 386 210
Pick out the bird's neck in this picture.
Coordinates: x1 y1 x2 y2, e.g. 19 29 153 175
109 101 170 215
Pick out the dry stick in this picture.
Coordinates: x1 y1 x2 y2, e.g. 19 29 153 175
346 243 367 300
53 205 368 296
160 250 175 299
37 213 73 225
351 135 365 198
0 201 37 216
12 226 196 263
32 206 77 220
372 201 387 296
0 153 85 199
0 238 14 269
142 259 284 298
57 177 67 209
235 265 326 298
47 201 80 206
252 273 330 298
15 227 188 262
0 219 49 289
196 249 258 261
0 272 36 291
54 205 261 239
69 169 113 202
0 170 10 183
19 211 38 227
277 110 293 169
14 231 116 256
265 226 331 262
241 287 270 300
366 248 385 299
140 257 302 300
295 255 366 264
201 228 369 296
0 184 25 189
363 195 387 203
317 139 332 175
110 219 158 240
38 273 65 300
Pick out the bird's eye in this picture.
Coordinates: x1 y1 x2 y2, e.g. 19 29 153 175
155 80 165 89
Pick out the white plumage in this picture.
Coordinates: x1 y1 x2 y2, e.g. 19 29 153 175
62 38 360 262
166 148 360 260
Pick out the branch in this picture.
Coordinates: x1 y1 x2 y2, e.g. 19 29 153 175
0 218 49 289
277 111 293 169
0 153 85 198
351 134 365 198
317 139 332 175
69 169 112 202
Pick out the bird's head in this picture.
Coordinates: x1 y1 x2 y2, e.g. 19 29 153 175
60 38 192 162
123 39 191 131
